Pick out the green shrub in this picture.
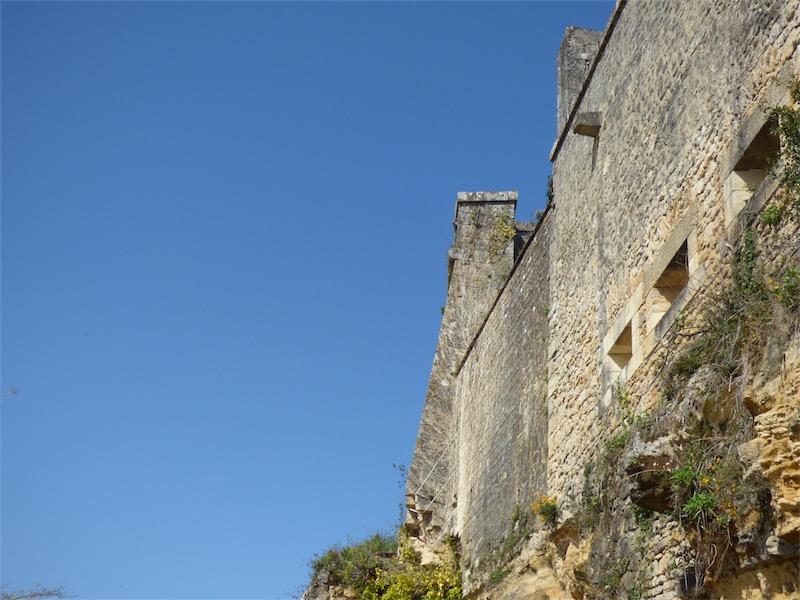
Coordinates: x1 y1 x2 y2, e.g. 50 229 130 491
761 203 782 225
775 265 800 309
531 493 559 527
770 83 800 217
631 505 654 536
311 531 462 600
605 430 630 452
670 466 697 491
310 532 398 589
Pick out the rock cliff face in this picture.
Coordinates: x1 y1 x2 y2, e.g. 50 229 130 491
305 1 800 598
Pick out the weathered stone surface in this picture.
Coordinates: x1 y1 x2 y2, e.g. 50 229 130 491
453 213 550 579
563 536 593 598
302 572 351 600
557 26 604 135
626 434 677 513
747 336 800 545
469 535 567 600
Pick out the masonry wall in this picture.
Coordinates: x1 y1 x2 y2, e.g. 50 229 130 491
548 0 800 500
406 0 800 597
452 215 550 572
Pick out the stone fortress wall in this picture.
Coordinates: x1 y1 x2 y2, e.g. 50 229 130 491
407 0 800 597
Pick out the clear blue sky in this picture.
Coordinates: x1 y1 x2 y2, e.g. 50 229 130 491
1 2 612 598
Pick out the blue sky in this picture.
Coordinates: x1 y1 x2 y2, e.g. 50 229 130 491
1 2 612 598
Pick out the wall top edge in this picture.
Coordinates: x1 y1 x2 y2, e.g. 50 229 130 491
456 191 518 203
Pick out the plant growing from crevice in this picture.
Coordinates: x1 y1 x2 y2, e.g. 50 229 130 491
761 202 782 226
682 492 717 522
532 176 555 222
599 557 630 593
632 505 654 538
488 213 518 257
605 430 630 452
495 214 517 241
531 493 559 528
670 465 698 492
603 383 645 454
575 460 606 532
772 265 800 309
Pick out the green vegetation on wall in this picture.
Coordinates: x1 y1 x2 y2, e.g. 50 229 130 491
765 79 800 222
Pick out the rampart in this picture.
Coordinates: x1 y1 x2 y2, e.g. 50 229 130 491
407 0 800 597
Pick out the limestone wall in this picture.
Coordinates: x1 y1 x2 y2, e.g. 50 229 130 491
453 214 551 575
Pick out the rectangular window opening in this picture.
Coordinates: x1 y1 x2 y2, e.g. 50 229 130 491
647 240 690 332
724 120 780 227
603 323 632 390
